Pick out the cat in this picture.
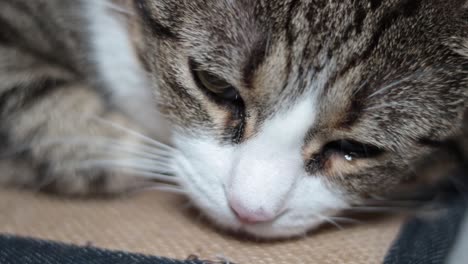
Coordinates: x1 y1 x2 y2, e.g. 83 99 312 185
0 0 170 195
0 0 467 239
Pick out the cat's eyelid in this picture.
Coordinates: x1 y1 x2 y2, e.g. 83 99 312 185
323 139 385 159
189 57 243 106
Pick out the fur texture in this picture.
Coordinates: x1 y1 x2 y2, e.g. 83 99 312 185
0 0 169 195
138 0 468 237
0 0 467 238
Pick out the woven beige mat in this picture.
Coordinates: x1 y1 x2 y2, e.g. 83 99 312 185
0 188 403 264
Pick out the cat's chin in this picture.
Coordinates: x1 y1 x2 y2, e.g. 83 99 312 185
212 217 327 240
200 206 341 240
236 220 324 240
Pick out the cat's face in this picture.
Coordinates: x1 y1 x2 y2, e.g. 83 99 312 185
137 0 468 238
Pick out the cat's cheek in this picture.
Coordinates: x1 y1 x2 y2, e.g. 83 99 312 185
170 134 242 226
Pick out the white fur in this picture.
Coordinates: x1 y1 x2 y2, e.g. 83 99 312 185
84 0 171 143
172 91 347 238
83 4 347 237
228 94 320 220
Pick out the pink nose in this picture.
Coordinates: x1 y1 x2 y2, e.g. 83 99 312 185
229 198 276 224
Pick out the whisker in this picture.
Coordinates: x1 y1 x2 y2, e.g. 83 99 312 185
91 116 177 152
77 159 179 184
79 159 173 175
132 183 186 195
145 185 186 195
106 144 172 162
316 215 344 230
368 79 409 99
365 102 419 111
171 153 224 206
345 206 417 213
103 140 173 160
37 136 173 156
363 198 429 207
352 79 369 96
129 170 179 184
336 171 345 181
95 137 174 157
368 70 426 99
329 216 362 225
34 136 174 166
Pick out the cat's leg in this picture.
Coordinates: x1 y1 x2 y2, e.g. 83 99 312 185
0 82 173 196
0 0 173 196
0 41 172 196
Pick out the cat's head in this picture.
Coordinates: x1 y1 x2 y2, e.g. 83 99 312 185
137 0 468 238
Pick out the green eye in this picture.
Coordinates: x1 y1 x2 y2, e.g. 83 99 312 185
195 70 238 101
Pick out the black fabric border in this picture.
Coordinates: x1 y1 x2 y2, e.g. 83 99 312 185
0 234 207 264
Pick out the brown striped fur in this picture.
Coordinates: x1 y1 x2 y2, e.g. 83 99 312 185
0 0 467 238
0 0 160 195
139 0 468 196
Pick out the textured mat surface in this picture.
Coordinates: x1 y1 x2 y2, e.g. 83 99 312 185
0 189 403 264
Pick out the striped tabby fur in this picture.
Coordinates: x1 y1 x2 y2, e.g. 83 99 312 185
0 0 467 238
0 0 169 195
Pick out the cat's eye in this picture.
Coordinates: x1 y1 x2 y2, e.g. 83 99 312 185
189 58 241 104
322 139 384 161
189 59 246 142
189 58 243 106
195 70 238 100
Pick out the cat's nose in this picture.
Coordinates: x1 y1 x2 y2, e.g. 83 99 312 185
229 197 277 224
